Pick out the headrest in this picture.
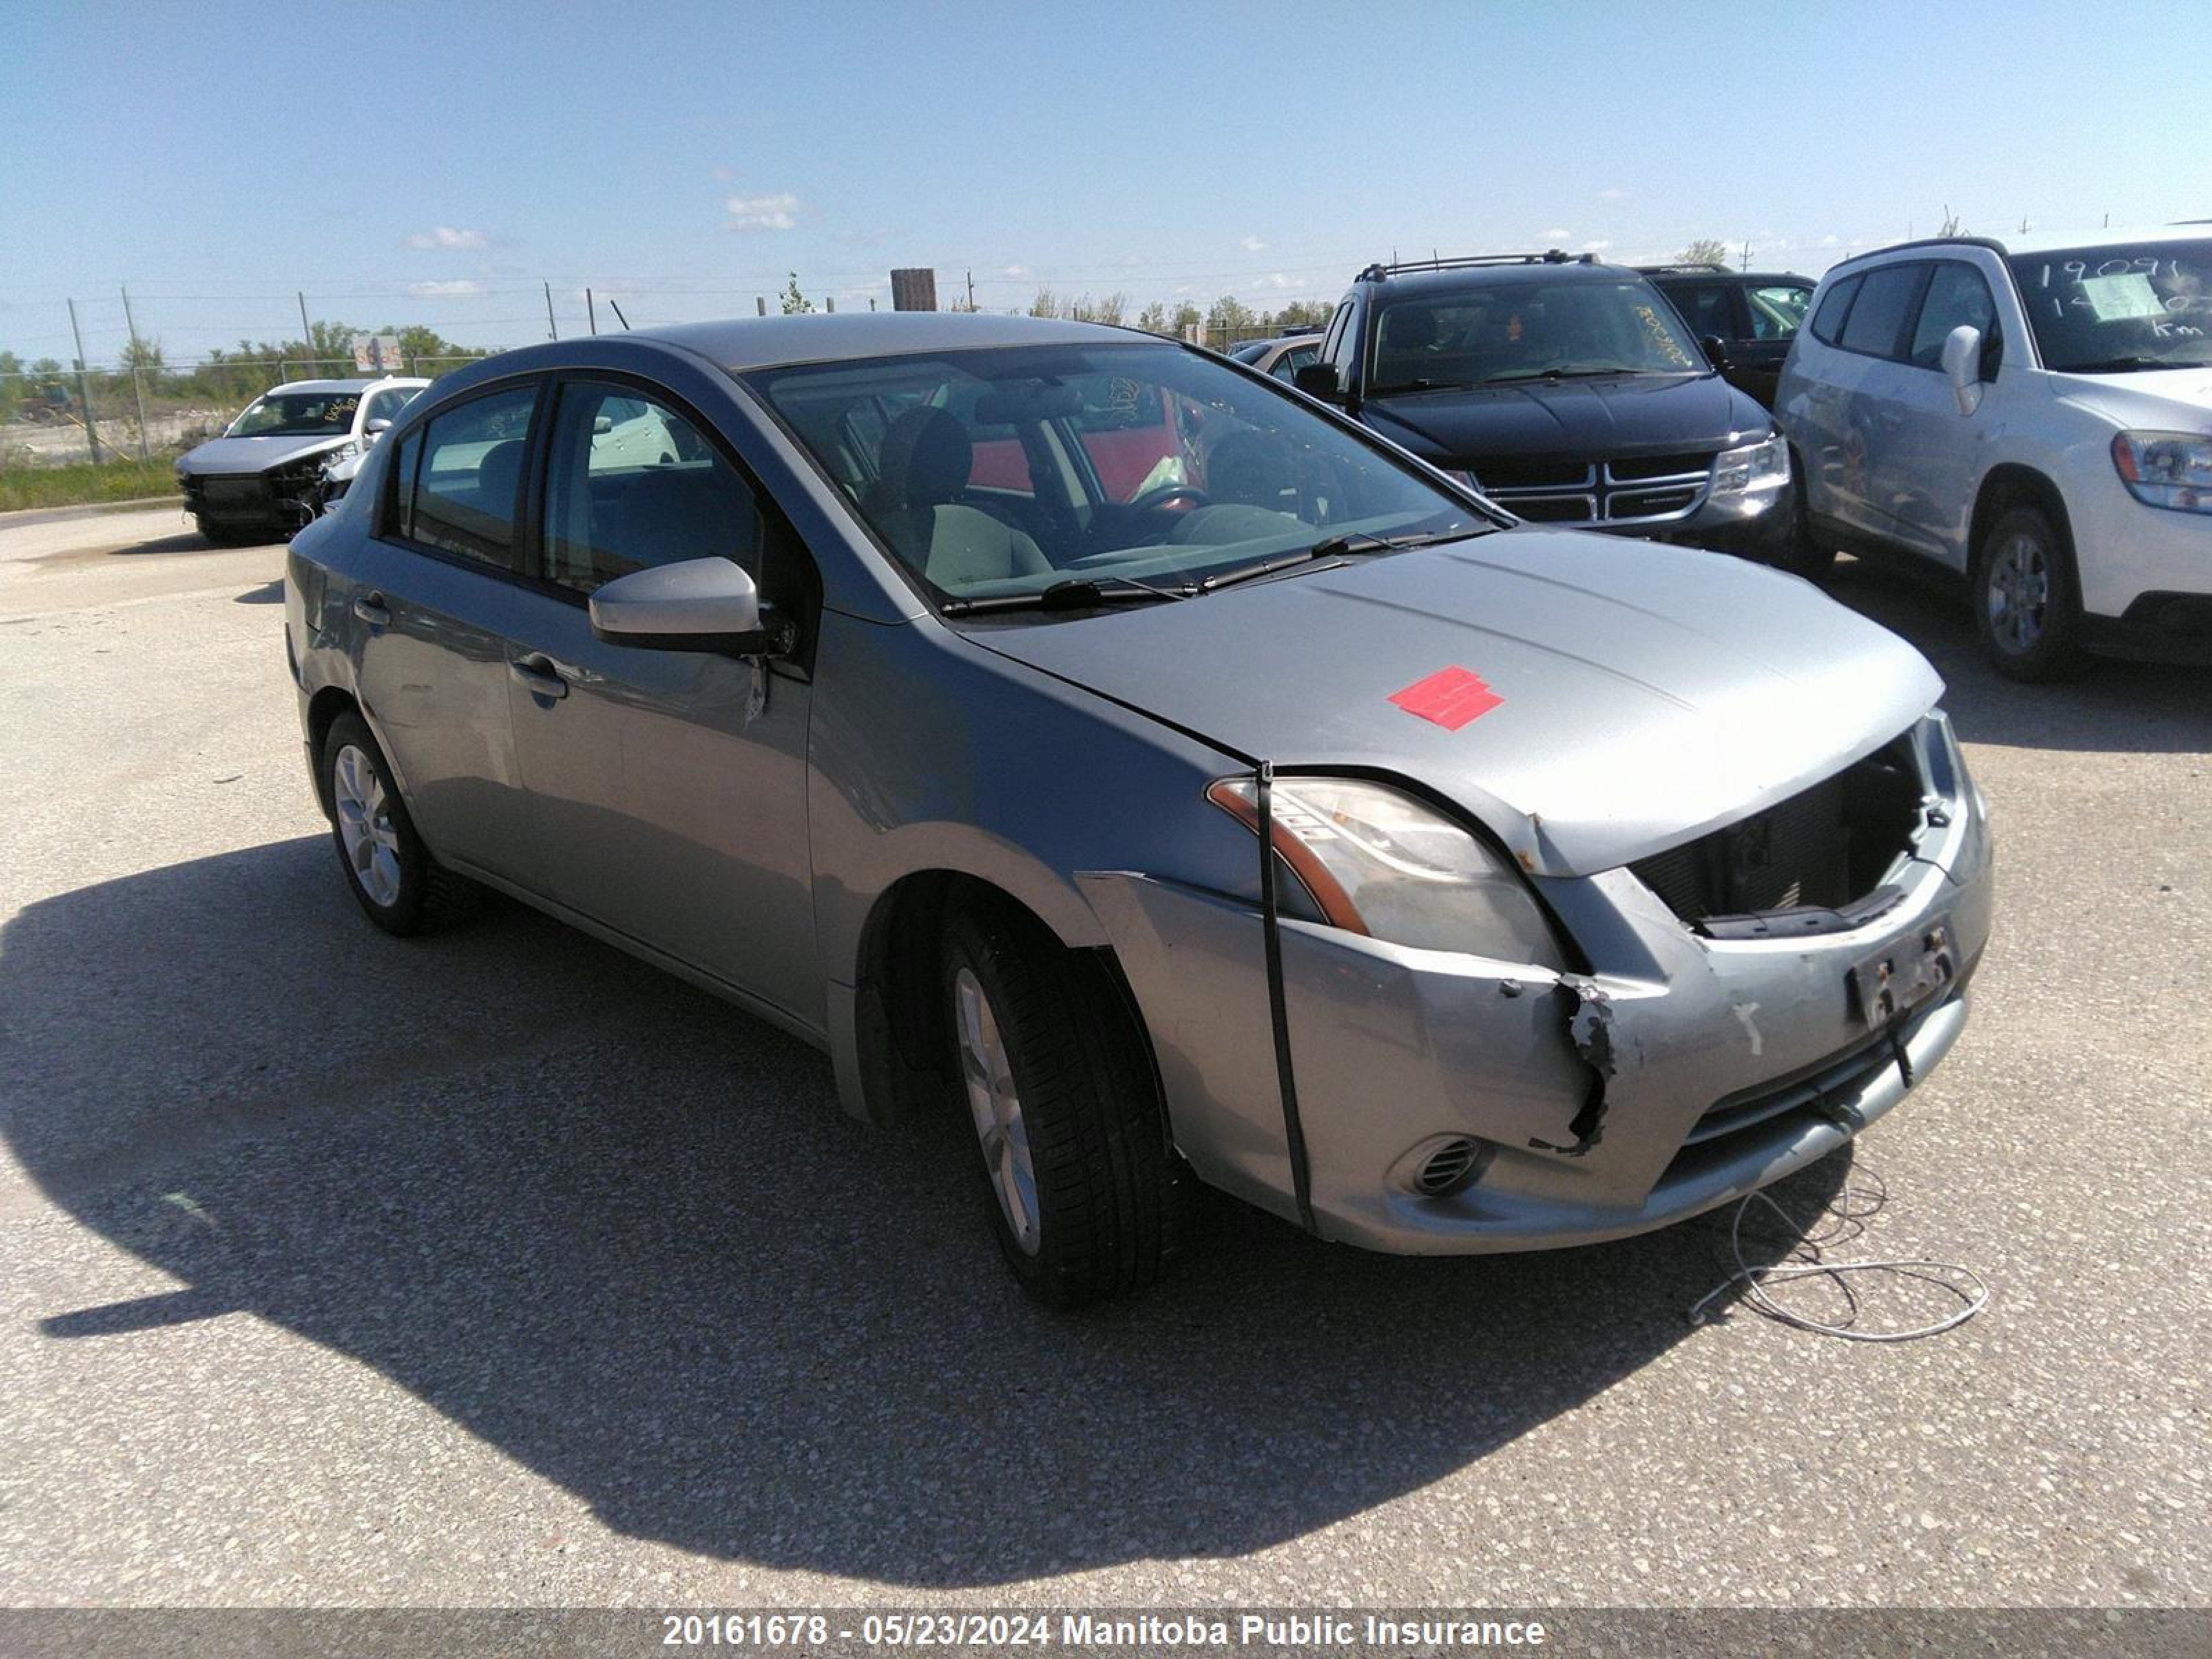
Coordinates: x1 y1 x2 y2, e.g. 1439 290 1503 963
878 406 972 509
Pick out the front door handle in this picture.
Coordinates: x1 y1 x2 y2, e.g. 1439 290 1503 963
510 654 570 701
353 593 391 627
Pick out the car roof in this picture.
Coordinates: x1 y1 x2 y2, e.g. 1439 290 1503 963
630 311 1149 373
1356 259 1645 297
1833 224 2212 271
264 377 429 395
1642 266 1812 285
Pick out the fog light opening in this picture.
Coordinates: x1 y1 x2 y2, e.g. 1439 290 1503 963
1404 1136 1490 1198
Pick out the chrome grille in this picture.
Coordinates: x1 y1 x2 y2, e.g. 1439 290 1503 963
1468 451 1714 527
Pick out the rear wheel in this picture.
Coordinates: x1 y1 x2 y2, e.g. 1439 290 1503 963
1974 502 2083 682
320 711 480 935
939 903 1197 1306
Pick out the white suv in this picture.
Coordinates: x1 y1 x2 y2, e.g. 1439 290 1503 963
1777 226 2212 679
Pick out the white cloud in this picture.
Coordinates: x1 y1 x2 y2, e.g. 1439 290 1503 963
404 226 488 251
1581 239 1613 252
1003 263 1029 278
724 191 801 232
1597 187 1624 200
1821 234 1840 246
1543 227 1572 241
711 165 735 180
409 279 482 297
1239 235 1268 252
1261 271 1293 290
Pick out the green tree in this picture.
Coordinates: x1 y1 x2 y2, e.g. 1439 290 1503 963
1028 286 1062 318
1272 299 1331 328
1205 294 1257 343
1133 301 1170 335
780 272 814 315
1170 302 1202 337
1677 237 1732 268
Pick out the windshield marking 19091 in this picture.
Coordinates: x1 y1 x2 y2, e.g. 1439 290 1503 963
2009 241 2212 373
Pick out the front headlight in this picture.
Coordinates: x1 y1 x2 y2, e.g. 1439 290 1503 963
2111 431 2212 514
1206 775 1562 964
1711 433 1790 496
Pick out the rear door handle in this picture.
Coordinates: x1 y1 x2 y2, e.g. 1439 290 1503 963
510 654 570 701
353 593 391 627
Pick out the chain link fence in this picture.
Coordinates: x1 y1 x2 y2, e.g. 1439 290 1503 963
0 354 487 471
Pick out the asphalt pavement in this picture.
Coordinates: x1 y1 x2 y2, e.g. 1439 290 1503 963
1 506 2205 1609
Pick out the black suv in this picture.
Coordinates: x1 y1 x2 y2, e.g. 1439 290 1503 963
1295 252 1790 560
1638 262 1816 408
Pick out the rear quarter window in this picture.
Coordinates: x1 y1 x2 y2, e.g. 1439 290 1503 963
1808 274 1862 345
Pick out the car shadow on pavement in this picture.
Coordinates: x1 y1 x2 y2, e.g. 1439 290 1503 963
3 835 1847 1587
1821 559 2210 756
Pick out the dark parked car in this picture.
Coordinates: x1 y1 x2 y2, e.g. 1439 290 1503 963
1640 263 1816 409
1295 252 1791 561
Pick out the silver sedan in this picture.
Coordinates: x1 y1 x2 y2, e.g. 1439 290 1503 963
284 313 1993 1305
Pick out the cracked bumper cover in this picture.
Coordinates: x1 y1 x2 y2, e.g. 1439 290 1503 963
1078 720 1993 1255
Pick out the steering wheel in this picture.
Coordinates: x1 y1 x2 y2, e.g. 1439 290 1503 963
1125 483 1212 514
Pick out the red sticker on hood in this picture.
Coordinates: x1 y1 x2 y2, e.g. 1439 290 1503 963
1388 666 1502 731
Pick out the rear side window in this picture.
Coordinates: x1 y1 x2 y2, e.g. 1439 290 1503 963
1838 264 1929 359
1808 275 1862 345
1908 263 1999 368
400 386 539 566
1669 282 1741 340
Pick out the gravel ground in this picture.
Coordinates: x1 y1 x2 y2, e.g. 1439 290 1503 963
1 507 2205 1611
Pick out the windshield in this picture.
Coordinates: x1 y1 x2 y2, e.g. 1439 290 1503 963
2009 241 2212 372
746 341 1490 612
227 391 360 438
1370 278 1705 393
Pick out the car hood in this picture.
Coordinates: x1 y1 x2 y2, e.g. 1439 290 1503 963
176 434 347 476
2052 366 2212 427
969 529 1942 877
1360 372 1769 465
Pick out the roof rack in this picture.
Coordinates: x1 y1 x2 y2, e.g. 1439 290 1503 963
1634 261 1732 274
1356 249 1595 281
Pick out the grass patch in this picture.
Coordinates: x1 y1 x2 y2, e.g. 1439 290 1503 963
0 458 180 514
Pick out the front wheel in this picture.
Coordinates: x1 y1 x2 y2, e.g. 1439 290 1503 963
320 712 480 935
940 904 1197 1306
1974 503 2083 682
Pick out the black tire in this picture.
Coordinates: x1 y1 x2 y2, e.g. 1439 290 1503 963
1973 502 2084 682
939 902 1199 1307
1768 462 1836 581
319 711 481 935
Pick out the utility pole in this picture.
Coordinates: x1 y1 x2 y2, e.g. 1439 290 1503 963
966 269 976 310
66 299 103 463
586 288 598 335
297 291 314 368
1740 240 1751 271
119 285 152 460
544 282 559 341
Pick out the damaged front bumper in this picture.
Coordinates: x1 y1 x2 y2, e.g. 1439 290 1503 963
1079 715 1994 1255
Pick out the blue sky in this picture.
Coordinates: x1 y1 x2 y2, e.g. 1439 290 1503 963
3 0 2206 364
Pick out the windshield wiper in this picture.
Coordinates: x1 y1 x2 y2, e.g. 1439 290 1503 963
1367 378 1473 395
939 575 1189 616
2065 355 2206 374
1306 526 1483 559
1483 365 1651 384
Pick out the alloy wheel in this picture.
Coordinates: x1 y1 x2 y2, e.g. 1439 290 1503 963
332 744 404 909
953 966 1040 1255
1986 532 2049 655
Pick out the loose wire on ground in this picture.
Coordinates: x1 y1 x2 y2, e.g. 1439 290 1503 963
1687 1161 1989 1342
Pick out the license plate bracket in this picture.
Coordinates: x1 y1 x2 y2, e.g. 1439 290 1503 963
1850 917 1956 1027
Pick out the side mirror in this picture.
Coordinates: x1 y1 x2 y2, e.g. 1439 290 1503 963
592 413 615 435
588 556 792 657
1700 333 1733 372
364 417 392 435
1940 324 1986 415
1293 362 1342 402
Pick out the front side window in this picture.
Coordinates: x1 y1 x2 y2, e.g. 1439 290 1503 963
398 384 538 566
1747 283 1813 340
1271 343 1319 382
1369 279 1704 393
1838 263 1929 359
538 382 762 593
1908 263 1999 368
2007 241 2212 372
747 341 1488 611
229 390 362 438
363 386 417 429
